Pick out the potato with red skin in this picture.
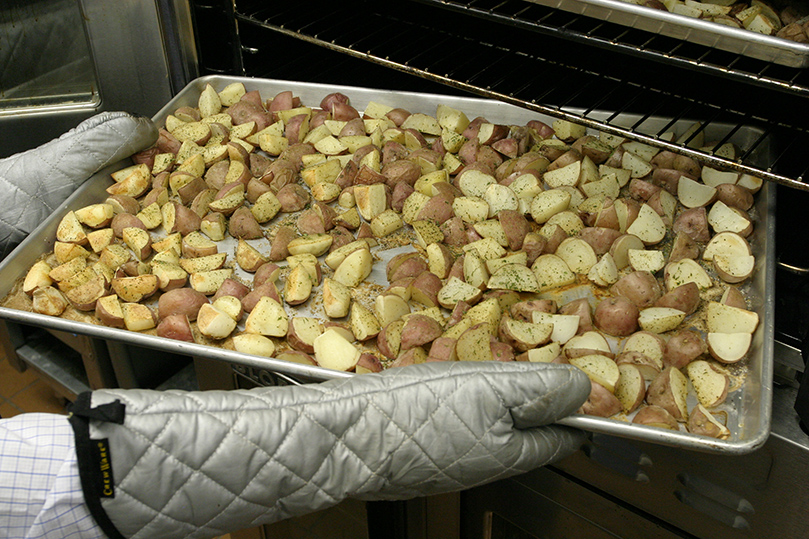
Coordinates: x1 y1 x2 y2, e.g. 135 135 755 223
156 129 181 154
647 367 689 422
391 182 415 214
440 216 467 247
541 224 568 254
382 159 420 187
416 194 454 225
246 178 273 204
409 271 443 308
579 381 623 418
594 296 639 337
268 226 297 262
387 252 428 282
297 208 326 235
400 314 443 351
628 178 661 202
356 353 384 374
427 336 458 362
228 206 264 239
377 320 404 360
655 282 700 315
212 278 251 302
241 281 282 313
558 298 594 334
715 183 754 211
673 207 710 243
157 313 195 342
264 160 298 192
276 184 310 213
511 299 557 322
498 209 531 251
578 227 622 255
652 168 686 195
157 288 209 321
664 329 707 369
632 405 679 430
720 286 748 310
610 271 663 309
668 232 700 263
522 233 547 266
458 116 484 141
278 143 317 173
111 213 146 238
490 340 515 362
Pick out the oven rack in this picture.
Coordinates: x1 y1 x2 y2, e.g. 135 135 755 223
227 0 809 190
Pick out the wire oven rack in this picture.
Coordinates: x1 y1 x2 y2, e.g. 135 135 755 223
201 0 809 190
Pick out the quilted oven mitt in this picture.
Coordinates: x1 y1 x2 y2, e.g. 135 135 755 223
68 361 590 539
0 112 157 259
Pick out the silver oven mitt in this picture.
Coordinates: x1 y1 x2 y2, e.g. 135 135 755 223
68 361 590 539
0 112 157 258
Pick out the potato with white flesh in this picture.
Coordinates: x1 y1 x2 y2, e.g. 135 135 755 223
628 249 665 274
687 360 730 408
569 354 620 393
531 312 581 344
614 363 646 414
121 303 157 332
531 254 576 292
189 269 233 295
437 277 483 309
677 177 717 208
706 301 759 334
708 200 753 237
487 264 539 293
647 367 689 422
707 332 752 364
333 248 373 288
322 278 351 319
374 294 410 328
111 274 158 303
56 211 87 245
564 331 611 359
284 264 313 306
665 259 713 291
456 323 494 362
517 341 561 363
587 253 619 288
245 297 288 337
499 316 553 351
556 237 598 274
350 303 381 341
313 328 360 371
638 307 686 334
197 303 238 339
626 204 666 245
286 317 323 354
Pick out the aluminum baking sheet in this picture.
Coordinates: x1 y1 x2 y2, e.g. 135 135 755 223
526 0 809 68
0 75 775 454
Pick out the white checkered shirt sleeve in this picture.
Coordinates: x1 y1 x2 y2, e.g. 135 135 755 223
0 413 105 539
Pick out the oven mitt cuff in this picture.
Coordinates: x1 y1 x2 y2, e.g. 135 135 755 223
0 112 157 258
67 361 589 539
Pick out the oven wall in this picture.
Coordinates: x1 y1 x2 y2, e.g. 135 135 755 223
0 0 196 159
